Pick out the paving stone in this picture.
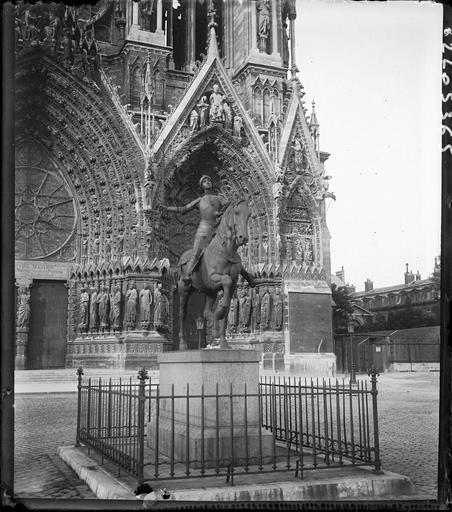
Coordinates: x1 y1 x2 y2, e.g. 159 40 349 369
13 372 439 500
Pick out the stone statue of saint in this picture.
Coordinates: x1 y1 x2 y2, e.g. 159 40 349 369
222 101 232 130
110 286 122 331
303 240 313 263
209 84 224 122
97 286 110 332
197 96 209 128
257 0 271 51
78 287 90 333
153 283 168 331
89 287 98 332
189 109 199 132
125 283 138 330
239 288 252 333
16 287 31 330
233 115 243 137
251 288 261 331
139 284 153 329
161 175 229 282
260 287 272 331
228 292 239 333
273 289 283 331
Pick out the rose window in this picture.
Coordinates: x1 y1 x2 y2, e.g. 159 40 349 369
15 166 76 259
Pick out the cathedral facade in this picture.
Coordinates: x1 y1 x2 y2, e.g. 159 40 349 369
14 0 335 374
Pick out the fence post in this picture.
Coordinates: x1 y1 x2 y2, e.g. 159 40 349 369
137 367 149 485
368 368 383 474
75 367 84 447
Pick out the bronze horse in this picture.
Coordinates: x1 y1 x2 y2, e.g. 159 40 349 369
177 199 253 349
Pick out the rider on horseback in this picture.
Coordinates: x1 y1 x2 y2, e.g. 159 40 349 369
161 175 229 283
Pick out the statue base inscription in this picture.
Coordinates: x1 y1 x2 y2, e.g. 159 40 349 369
226 331 284 351
147 350 273 468
284 352 336 377
66 331 171 370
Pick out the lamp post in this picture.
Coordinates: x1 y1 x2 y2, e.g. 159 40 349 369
347 316 356 385
196 316 205 350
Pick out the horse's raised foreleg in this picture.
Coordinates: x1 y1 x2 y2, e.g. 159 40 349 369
178 278 191 351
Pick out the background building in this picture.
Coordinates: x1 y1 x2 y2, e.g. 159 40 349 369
331 260 441 374
14 0 335 373
350 259 440 331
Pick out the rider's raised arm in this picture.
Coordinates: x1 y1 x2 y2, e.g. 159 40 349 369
162 197 200 214
219 194 231 208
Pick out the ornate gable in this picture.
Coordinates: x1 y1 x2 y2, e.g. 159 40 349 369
151 26 273 181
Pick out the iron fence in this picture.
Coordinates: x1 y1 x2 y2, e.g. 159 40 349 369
260 376 381 472
75 367 381 486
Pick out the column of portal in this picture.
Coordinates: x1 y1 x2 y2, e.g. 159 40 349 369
271 0 278 56
249 0 258 53
132 0 139 26
186 0 196 70
289 12 297 78
156 0 163 33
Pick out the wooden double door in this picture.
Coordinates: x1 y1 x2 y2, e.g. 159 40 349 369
27 280 68 369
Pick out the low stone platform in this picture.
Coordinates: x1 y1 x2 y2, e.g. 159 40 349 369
58 445 415 502
66 331 171 370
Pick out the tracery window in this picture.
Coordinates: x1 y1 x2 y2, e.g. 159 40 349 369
15 141 77 261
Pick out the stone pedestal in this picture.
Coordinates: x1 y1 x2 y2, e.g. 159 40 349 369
65 331 171 370
284 352 336 377
148 350 273 468
15 329 28 370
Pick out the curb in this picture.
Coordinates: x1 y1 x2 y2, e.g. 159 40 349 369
57 446 415 502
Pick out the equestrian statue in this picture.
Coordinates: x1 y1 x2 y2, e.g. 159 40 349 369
161 175 254 349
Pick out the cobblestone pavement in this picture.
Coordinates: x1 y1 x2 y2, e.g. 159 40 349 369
14 394 96 499
13 372 439 500
370 371 439 498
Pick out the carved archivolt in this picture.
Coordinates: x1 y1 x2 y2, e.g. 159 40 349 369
153 126 275 266
15 57 146 264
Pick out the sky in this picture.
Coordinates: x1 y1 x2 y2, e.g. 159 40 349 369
295 0 442 290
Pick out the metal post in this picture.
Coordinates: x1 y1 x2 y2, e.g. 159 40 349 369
368 368 383 474
350 335 356 384
137 367 149 485
76 367 84 447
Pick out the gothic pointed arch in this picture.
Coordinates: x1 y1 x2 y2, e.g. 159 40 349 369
15 54 146 265
156 125 275 266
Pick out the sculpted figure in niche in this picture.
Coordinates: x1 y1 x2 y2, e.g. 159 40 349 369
139 284 153 329
161 175 229 283
110 286 122 331
273 289 283 331
197 96 209 128
251 288 261 331
239 288 252 333
303 240 313 263
16 286 31 330
89 287 98 332
233 115 243 137
257 0 271 52
153 283 168 331
189 109 199 133
260 286 272 331
209 84 224 122
228 291 239 333
222 101 232 130
78 287 90 333
125 282 138 330
97 286 110 332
